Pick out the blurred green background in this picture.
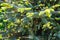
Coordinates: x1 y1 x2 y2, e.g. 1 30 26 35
0 0 60 40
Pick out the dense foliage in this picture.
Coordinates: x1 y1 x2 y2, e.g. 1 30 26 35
0 0 60 40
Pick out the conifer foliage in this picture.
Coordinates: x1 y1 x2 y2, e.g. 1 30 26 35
0 0 60 40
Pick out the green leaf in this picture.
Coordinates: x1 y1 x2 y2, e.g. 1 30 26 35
39 11 45 16
0 34 2 39
3 19 8 22
0 23 3 27
17 8 25 13
26 12 34 18
0 9 2 12
55 17 60 20
1 7 7 10
45 9 51 18
25 8 31 10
